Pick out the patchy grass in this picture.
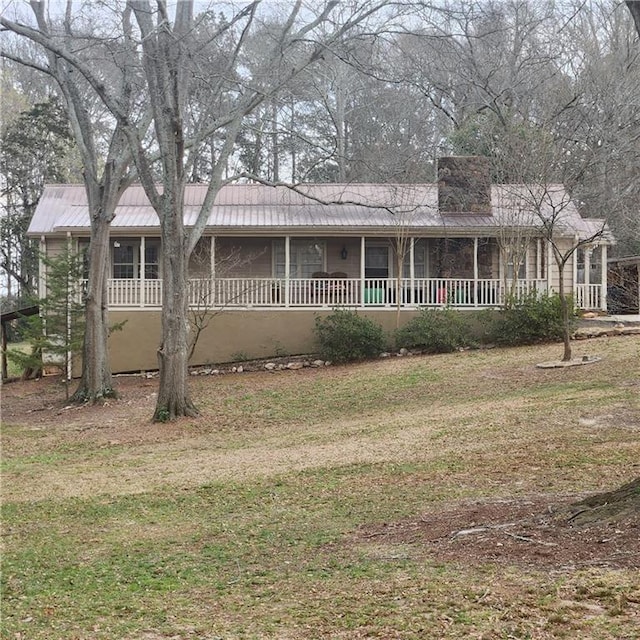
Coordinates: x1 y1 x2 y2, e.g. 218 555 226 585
1 336 639 639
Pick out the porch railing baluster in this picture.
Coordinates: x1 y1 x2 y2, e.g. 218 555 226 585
103 277 563 310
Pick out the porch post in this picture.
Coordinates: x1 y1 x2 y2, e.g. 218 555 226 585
600 244 607 311
571 238 588 306
140 236 146 307
210 236 216 278
284 236 291 307
536 239 542 280
66 232 73 380
39 235 46 299
584 247 591 286
360 236 366 307
546 239 553 294
210 236 216 306
585 247 592 309
473 237 479 307
409 237 415 305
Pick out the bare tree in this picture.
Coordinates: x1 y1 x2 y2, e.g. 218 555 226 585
186 240 267 363
627 0 640 34
3 1 396 420
494 128 608 362
1 2 137 402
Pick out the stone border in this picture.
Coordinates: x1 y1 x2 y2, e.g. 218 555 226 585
574 326 640 339
536 355 602 369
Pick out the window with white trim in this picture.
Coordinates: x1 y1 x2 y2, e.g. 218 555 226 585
113 241 135 279
144 242 160 279
402 239 427 278
274 239 325 278
112 239 160 279
505 241 527 280
365 244 389 278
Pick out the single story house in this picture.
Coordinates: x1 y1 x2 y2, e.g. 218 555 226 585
28 156 612 372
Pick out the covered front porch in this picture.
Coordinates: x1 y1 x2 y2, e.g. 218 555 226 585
107 275 551 309
98 234 607 311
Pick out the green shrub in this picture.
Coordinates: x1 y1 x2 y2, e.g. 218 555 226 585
395 308 474 353
489 292 571 346
314 310 387 363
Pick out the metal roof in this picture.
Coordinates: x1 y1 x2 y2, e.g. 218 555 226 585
28 182 608 240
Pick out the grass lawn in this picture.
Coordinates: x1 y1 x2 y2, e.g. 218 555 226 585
1 336 639 639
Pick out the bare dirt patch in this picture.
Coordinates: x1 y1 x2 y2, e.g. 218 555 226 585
354 495 640 570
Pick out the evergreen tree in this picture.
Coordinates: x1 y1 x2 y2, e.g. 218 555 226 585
0 97 76 301
9 248 85 400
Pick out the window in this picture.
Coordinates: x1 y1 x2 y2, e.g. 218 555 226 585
274 239 325 278
78 239 90 279
112 239 160 279
506 258 526 280
365 245 389 278
402 239 427 278
590 246 602 283
434 238 474 277
477 238 497 279
145 242 160 279
578 246 602 285
505 241 527 280
577 248 586 284
113 242 135 278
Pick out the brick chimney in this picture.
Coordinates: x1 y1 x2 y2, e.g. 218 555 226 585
437 156 492 214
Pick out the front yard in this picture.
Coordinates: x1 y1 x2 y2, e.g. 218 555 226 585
1 336 639 639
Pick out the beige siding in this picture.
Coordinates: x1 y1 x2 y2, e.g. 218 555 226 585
525 240 537 278
548 238 575 294
46 237 68 259
325 238 360 276
106 309 425 373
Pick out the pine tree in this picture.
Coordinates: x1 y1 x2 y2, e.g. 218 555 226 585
9 248 85 400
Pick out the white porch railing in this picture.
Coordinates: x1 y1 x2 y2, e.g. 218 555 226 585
575 284 602 310
101 277 553 309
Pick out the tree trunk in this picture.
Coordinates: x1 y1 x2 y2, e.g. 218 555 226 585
561 296 572 362
556 261 572 362
566 476 640 525
153 202 198 421
71 218 115 402
336 80 347 183
627 1 640 37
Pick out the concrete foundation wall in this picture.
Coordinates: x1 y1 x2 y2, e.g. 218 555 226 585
108 309 421 373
